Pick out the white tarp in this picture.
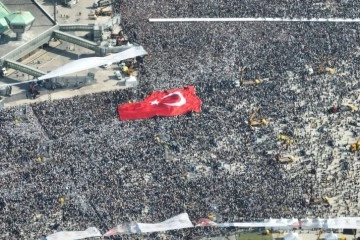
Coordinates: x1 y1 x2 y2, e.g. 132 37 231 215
45 227 102 240
38 46 147 80
104 213 194 236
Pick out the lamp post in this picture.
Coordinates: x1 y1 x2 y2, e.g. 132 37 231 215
53 0 57 23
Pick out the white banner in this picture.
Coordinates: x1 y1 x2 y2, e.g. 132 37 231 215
215 217 360 229
38 46 147 80
197 218 299 229
104 213 194 236
43 216 360 238
45 227 102 240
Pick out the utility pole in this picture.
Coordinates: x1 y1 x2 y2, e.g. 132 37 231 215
53 1 57 23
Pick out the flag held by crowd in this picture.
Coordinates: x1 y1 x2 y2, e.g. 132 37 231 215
104 213 194 236
45 227 102 240
118 86 202 120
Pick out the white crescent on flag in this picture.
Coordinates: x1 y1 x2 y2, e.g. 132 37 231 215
161 91 187 107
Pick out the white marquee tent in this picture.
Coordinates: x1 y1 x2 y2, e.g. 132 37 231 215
301 218 325 229
284 232 300 240
324 232 338 240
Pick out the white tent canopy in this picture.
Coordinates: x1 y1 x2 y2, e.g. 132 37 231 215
263 218 280 227
284 232 300 240
323 218 336 229
285 218 301 228
38 46 147 80
326 217 360 229
324 232 338 240
301 217 325 229
274 218 293 229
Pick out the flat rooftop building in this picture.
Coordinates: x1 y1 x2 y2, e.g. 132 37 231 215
0 0 54 57
6 11 35 40
0 1 10 34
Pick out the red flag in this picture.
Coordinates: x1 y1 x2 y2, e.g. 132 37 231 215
118 86 202 121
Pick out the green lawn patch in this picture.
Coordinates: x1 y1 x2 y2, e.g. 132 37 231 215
236 232 273 240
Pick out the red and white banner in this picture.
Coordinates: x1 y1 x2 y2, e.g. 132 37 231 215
118 86 202 120
104 213 194 236
46 227 102 240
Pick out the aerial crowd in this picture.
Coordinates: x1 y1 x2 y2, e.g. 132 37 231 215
1 0 360 239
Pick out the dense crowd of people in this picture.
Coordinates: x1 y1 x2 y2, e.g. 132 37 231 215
1 0 360 239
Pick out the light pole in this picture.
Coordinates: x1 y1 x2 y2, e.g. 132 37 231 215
53 1 57 23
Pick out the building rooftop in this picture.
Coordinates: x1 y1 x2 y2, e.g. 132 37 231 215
0 0 54 57
0 17 8 33
5 11 34 26
0 1 10 33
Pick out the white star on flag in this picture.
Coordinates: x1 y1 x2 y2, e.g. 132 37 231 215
150 100 159 105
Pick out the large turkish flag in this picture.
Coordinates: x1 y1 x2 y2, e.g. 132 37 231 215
118 86 202 120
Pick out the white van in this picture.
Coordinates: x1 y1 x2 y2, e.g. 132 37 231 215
93 0 111 8
100 63 111 69
114 70 122 80
99 0 111 7
1 67 7 77
64 0 77 8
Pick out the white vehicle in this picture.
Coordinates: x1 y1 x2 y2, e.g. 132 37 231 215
114 70 122 80
88 11 97 20
1 67 7 77
100 63 111 69
63 0 77 8
93 0 111 8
